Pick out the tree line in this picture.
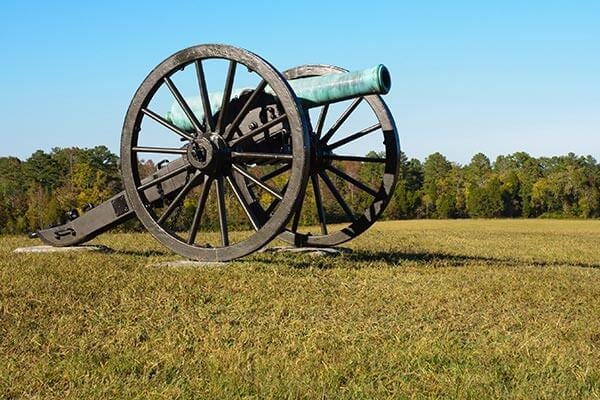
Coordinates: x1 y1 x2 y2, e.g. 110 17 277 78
0 146 599 235
386 151 600 219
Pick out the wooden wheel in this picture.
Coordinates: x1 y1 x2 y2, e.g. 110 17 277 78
120 44 310 261
275 64 400 247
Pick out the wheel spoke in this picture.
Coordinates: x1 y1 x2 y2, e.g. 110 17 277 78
327 123 381 151
141 108 194 141
229 114 288 147
261 164 291 182
326 164 379 197
164 76 203 134
215 177 229 246
320 97 363 144
137 162 191 191
264 198 278 217
315 104 329 139
227 176 260 231
247 164 291 189
157 173 202 224
323 154 387 163
216 60 237 135
132 146 187 155
224 79 267 140
311 174 328 235
232 164 283 200
194 60 214 132
264 182 288 217
187 177 213 244
319 171 356 223
230 151 293 163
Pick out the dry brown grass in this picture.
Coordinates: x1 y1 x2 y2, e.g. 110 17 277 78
1 219 599 399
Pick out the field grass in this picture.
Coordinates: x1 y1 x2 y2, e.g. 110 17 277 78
1 219 600 399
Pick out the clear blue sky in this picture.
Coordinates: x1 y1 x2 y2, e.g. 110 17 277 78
1 0 598 164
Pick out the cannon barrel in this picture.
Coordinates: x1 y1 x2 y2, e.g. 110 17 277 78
165 64 391 132
288 64 391 108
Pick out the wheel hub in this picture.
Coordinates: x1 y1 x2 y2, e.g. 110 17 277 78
309 133 332 174
187 135 229 175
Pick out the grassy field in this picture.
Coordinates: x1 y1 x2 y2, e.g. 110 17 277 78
1 219 600 399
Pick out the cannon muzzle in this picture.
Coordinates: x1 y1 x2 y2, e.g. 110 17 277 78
165 64 391 132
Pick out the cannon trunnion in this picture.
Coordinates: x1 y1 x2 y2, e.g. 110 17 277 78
36 44 400 261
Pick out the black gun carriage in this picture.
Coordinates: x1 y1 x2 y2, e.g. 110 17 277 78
34 44 400 261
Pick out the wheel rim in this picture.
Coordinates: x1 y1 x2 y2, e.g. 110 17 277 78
275 64 400 247
121 44 309 261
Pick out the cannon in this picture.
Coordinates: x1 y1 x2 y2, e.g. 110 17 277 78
34 44 400 261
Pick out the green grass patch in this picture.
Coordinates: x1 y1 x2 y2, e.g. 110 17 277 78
1 219 600 398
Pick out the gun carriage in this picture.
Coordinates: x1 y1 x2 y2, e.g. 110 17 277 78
35 44 400 261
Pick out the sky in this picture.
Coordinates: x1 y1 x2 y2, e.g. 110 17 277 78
0 0 598 165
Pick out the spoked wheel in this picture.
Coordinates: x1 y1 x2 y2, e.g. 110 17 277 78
276 64 400 247
121 44 309 261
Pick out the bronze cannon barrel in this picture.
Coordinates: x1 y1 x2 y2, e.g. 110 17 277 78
165 64 391 132
288 64 391 108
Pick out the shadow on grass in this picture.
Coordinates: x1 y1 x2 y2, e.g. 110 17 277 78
348 250 497 267
112 249 173 257
348 250 600 269
252 249 600 270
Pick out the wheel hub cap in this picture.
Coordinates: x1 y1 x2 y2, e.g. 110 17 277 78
187 135 229 175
